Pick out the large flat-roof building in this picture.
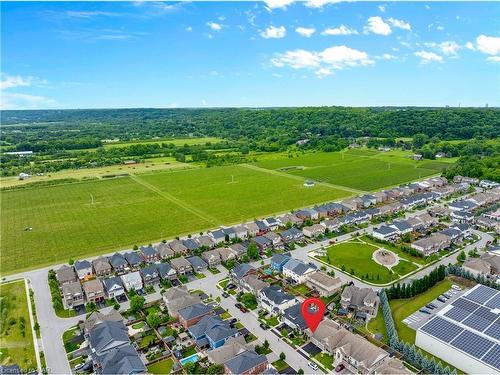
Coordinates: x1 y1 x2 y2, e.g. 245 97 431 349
415 284 500 374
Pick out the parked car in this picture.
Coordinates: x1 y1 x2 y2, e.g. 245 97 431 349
222 292 229 298
419 308 431 315
229 318 238 324
443 292 452 298
335 364 345 372
308 362 319 371
259 323 269 330
451 284 462 291
425 304 435 310
437 297 446 303
74 363 85 371
226 283 236 290
429 303 438 309
239 306 248 313
235 303 242 309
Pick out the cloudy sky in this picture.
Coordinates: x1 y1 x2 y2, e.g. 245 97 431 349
1 1 499 109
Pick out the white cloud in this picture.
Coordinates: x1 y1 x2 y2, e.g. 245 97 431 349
465 41 475 51
476 35 500 55
0 74 47 90
321 25 358 36
438 41 461 56
364 16 391 36
387 17 411 31
0 92 56 109
295 27 316 38
382 53 397 60
425 4 431 9
63 10 119 18
185 26 193 32
260 25 286 39
486 56 500 63
201 99 207 106
436 25 444 31
304 0 345 8
263 0 295 9
414 50 443 63
378 4 386 12
206 22 222 31
271 45 373 77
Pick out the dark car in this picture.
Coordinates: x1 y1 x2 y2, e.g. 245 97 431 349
235 303 242 309
222 292 229 298
239 306 248 313
226 283 236 290
229 318 238 324
259 323 269 330
437 297 446 303
425 304 435 310
419 308 431 315
335 364 345 372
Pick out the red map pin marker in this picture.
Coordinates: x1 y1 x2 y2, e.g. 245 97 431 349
301 297 325 333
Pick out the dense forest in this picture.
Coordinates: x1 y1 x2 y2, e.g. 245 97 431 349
1 107 499 180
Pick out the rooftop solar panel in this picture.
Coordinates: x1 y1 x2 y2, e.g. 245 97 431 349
485 293 500 309
484 320 500 341
482 344 500 371
462 306 499 332
465 285 498 304
450 330 495 360
444 306 473 322
451 297 481 312
421 317 463 343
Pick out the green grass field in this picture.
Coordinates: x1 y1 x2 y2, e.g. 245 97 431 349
1 165 351 274
0 280 37 371
254 149 452 191
322 239 418 284
103 136 222 148
147 358 174 374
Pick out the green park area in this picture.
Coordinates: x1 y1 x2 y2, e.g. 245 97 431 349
0 280 37 371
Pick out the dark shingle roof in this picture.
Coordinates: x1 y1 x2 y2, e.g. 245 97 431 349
140 246 158 257
74 260 91 271
225 350 267 374
124 252 142 266
102 277 123 293
260 286 294 305
109 253 127 268
99 344 146 374
231 263 255 279
178 303 213 321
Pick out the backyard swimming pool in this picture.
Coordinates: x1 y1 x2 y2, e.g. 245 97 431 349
179 353 200 366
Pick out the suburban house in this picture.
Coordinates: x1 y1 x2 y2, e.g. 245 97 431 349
231 263 257 284
218 247 239 262
255 220 270 235
169 240 189 255
372 225 399 241
94 344 146 374
87 320 129 356
295 208 319 221
202 249 222 268
305 271 342 297
56 265 77 286
391 220 412 235
81 310 123 334
240 275 269 296
309 320 390 374
264 217 280 231
244 222 259 237
182 238 200 252
303 224 326 238
157 263 177 281
224 350 268 375
279 227 304 243
229 243 248 257
92 256 112 277
74 260 93 280
282 258 317 284
155 243 174 259
234 225 249 240
209 229 226 244
263 231 283 249
258 286 296 314
321 219 341 233
223 227 237 240
124 252 142 269
253 236 272 251
277 213 303 227
140 245 160 263
61 281 84 309
373 191 389 203
163 286 201 318
178 303 214 328
140 265 160 286
342 198 362 211
109 253 128 274
270 253 290 273
207 336 249 365
102 277 125 299
197 235 216 249
170 256 193 275
282 303 307 331
82 278 105 304
120 271 143 292
463 253 500 279
341 285 379 320
186 256 208 272
411 233 451 256
188 315 238 349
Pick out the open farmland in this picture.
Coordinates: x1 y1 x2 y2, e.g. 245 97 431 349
254 149 453 191
1 165 351 274
103 136 222 149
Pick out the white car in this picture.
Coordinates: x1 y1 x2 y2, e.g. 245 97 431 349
308 361 319 371
451 284 462 291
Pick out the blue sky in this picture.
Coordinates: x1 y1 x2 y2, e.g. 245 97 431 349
1 1 499 109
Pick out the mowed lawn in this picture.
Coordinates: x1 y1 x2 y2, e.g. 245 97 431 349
0 280 37 371
254 150 452 191
1 165 350 274
323 240 417 284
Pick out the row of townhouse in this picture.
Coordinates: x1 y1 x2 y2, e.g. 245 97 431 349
463 252 500 283
410 223 472 256
372 212 438 241
448 186 500 223
474 207 500 234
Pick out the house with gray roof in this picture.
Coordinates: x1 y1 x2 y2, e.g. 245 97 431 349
109 253 128 274
270 253 290 273
88 320 129 357
74 260 92 280
202 249 222 268
186 255 208 272
56 265 77 286
341 286 379 320
92 256 112 277
282 258 317 284
120 271 143 292
258 286 296 314
178 303 214 328
197 235 216 249
140 265 160 286
81 310 123 334
155 243 174 259
244 222 260 237
124 252 142 269
163 286 201 318
279 227 304 243
224 350 268 375
240 275 269 296
263 217 279 231
372 225 399 241
188 315 238 349
168 240 189 255
253 235 272 251
96 344 146 374
61 281 84 309
209 229 226 244
391 220 412 235
282 303 308 331
157 263 177 280
170 256 193 275
229 243 247 258
182 238 200 251
233 225 248 240
231 263 256 281
102 277 125 299
140 245 159 263
207 336 248 365
223 227 237 240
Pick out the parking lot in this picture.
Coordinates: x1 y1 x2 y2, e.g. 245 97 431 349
403 285 466 330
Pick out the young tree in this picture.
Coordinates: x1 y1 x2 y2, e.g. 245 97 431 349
247 243 259 260
130 295 145 313
279 352 286 361
146 311 161 329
